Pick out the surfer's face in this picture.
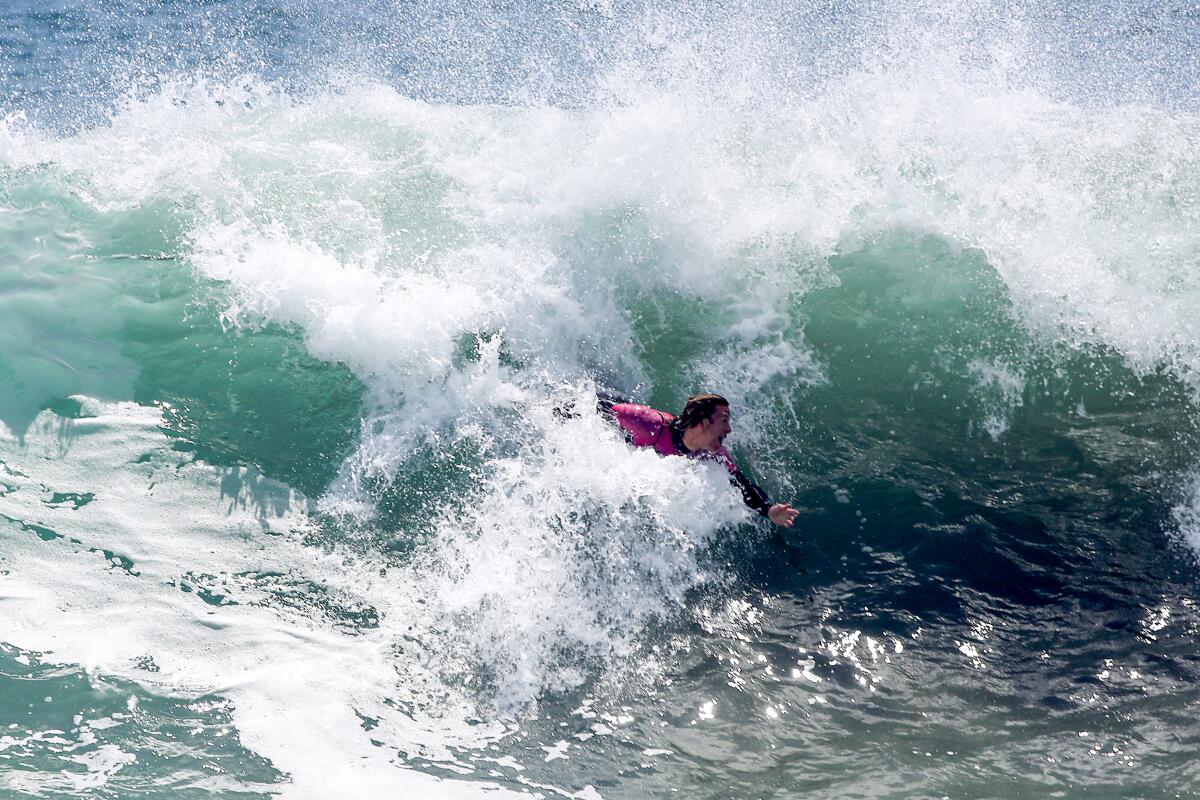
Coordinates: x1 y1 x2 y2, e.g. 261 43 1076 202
696 405 732 450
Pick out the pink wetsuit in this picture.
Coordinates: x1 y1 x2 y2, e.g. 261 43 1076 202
603 400 772 516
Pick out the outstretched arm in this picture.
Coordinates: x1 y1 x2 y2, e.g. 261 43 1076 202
729 466 798 528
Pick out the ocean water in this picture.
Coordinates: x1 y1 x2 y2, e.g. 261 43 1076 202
2 0 1200 797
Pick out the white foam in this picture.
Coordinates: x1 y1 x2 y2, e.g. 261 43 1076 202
0 398 524 798
9 22 1200 772
0 393 748 793
62 745 137 792
407 392 748 710
20 69 1199 395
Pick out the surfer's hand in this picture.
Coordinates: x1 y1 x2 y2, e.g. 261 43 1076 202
768 503 799 528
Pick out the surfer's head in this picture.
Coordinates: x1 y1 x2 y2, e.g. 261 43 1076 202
675 393 732 451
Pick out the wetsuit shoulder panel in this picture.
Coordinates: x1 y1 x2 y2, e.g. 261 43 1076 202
611 403 674 450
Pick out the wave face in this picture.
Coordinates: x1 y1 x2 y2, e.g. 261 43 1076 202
3 1 1200 797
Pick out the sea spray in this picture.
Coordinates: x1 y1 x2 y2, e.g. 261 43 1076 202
4 1 1200 796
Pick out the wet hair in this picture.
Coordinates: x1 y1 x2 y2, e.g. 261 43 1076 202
671 393 730 431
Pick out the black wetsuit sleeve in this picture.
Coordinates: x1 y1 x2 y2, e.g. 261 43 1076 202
730 466 772 517
595 391 633 443
595 390 629 418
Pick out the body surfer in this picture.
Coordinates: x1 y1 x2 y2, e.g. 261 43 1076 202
596 392 800 528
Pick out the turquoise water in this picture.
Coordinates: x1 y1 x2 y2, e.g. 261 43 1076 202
3 1 1200 797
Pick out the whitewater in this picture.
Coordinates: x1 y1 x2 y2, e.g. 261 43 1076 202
2 0 1200 797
